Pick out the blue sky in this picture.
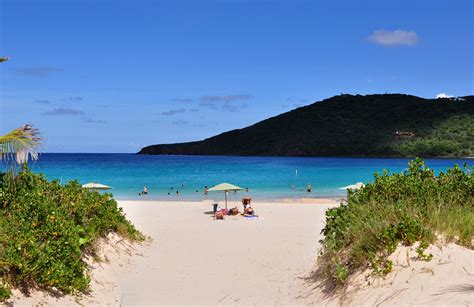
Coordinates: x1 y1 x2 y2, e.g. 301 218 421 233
1 0 472 153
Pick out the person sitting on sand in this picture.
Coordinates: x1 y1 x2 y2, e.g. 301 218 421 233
243 206 258 217
228 207 239 216
242 197 251 210
214 210 225 220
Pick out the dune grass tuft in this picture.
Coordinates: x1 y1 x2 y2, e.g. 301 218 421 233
318 158 473 284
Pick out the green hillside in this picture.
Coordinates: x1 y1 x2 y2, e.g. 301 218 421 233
139 94 474 157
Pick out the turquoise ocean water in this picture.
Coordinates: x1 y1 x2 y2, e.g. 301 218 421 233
16 154 472 201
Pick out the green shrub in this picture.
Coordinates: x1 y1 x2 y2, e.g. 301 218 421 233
0 168 143 301
318 158 473 285
0 284 11 301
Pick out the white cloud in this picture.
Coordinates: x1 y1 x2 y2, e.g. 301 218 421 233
436 93 454 99
368 30 419 46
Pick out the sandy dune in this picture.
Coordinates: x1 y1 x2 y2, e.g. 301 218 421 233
341 243 474 306
9 199 473 306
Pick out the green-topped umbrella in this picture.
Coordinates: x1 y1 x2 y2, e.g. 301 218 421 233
208 182 243 209
82 182 112 190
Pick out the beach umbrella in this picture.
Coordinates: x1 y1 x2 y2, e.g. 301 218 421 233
208 182 243 209
82 182 112 190
339 182 365 190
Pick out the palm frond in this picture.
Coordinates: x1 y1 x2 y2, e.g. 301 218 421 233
0 124 42 165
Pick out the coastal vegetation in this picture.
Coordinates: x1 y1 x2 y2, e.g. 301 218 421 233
139 94 474 158
0 169 143 301
318 158 473 285
0 126 143 301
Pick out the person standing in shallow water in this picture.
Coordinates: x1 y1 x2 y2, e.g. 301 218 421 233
139 186 148 196
307 183 312 193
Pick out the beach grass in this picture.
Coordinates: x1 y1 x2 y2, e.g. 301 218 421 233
318 158 473 285
0 168 144 301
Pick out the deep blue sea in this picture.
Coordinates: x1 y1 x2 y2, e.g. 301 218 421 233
16 154 473 201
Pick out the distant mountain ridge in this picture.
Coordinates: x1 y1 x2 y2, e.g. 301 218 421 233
139 94 474 157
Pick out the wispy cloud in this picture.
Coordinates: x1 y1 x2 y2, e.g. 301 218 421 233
17 67 64 76
43 107 85 116
161 108 186 116
199 102 218 110
200 94 252 102
60 96 83 102
368 29 419 46
189 108 199 113
197 94 251 112
171 98 193 103
222 102 248 112
34 99 51 104
199 101 248 112
82 117 107 124
198 101 248 112
172 120 189 125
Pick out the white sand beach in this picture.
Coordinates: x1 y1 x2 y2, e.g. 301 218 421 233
9 199 474 306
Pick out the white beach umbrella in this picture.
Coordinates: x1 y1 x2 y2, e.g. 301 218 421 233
339 182 365 190
208 182 243 209
82 182 112 190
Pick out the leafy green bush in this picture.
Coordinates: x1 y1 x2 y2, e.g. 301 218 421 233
0 168 143 301
318 158 473 284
